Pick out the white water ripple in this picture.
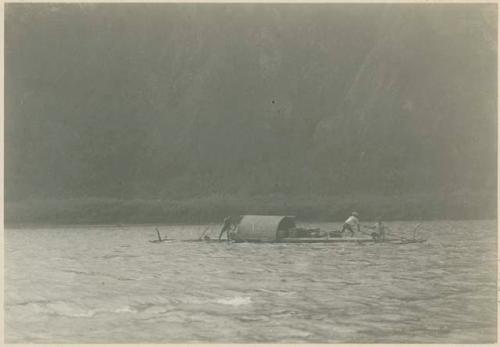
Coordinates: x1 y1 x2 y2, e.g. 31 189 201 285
5 220 497 343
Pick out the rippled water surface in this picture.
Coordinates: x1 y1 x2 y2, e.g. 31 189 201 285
5 220 497 343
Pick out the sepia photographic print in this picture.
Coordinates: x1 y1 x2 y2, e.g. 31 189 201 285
3 1 498 344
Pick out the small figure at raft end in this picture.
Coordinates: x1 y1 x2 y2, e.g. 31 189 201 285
219 216 235 240
341 211 360 237
365 216 386 242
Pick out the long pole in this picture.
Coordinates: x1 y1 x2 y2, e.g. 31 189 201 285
411 222 423 240
199 225 210 240
156 227 162 241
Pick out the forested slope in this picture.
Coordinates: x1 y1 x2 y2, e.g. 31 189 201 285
5 4 496 223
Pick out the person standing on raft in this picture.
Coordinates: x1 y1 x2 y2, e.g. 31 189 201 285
341 211 361 237
219 216 234 240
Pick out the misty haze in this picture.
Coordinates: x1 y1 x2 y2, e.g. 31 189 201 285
4 3 497 344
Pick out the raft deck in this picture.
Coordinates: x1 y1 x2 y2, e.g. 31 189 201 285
183 237 426 244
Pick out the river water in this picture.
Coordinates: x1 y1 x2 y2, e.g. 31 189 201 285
4 220 497 343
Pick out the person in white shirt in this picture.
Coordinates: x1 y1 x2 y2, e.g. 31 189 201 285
341 211 360 237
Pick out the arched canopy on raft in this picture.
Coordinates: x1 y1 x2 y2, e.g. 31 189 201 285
232 215 296 242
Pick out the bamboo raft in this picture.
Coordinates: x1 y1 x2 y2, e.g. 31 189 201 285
182 215 427 244
183 237 426 244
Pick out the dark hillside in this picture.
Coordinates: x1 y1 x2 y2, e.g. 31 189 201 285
5 4 496 223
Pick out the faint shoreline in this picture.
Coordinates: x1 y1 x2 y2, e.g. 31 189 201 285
4 191 496 227
4 219 497 231
4 222 222 230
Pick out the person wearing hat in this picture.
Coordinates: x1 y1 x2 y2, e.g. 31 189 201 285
341 211 361 237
